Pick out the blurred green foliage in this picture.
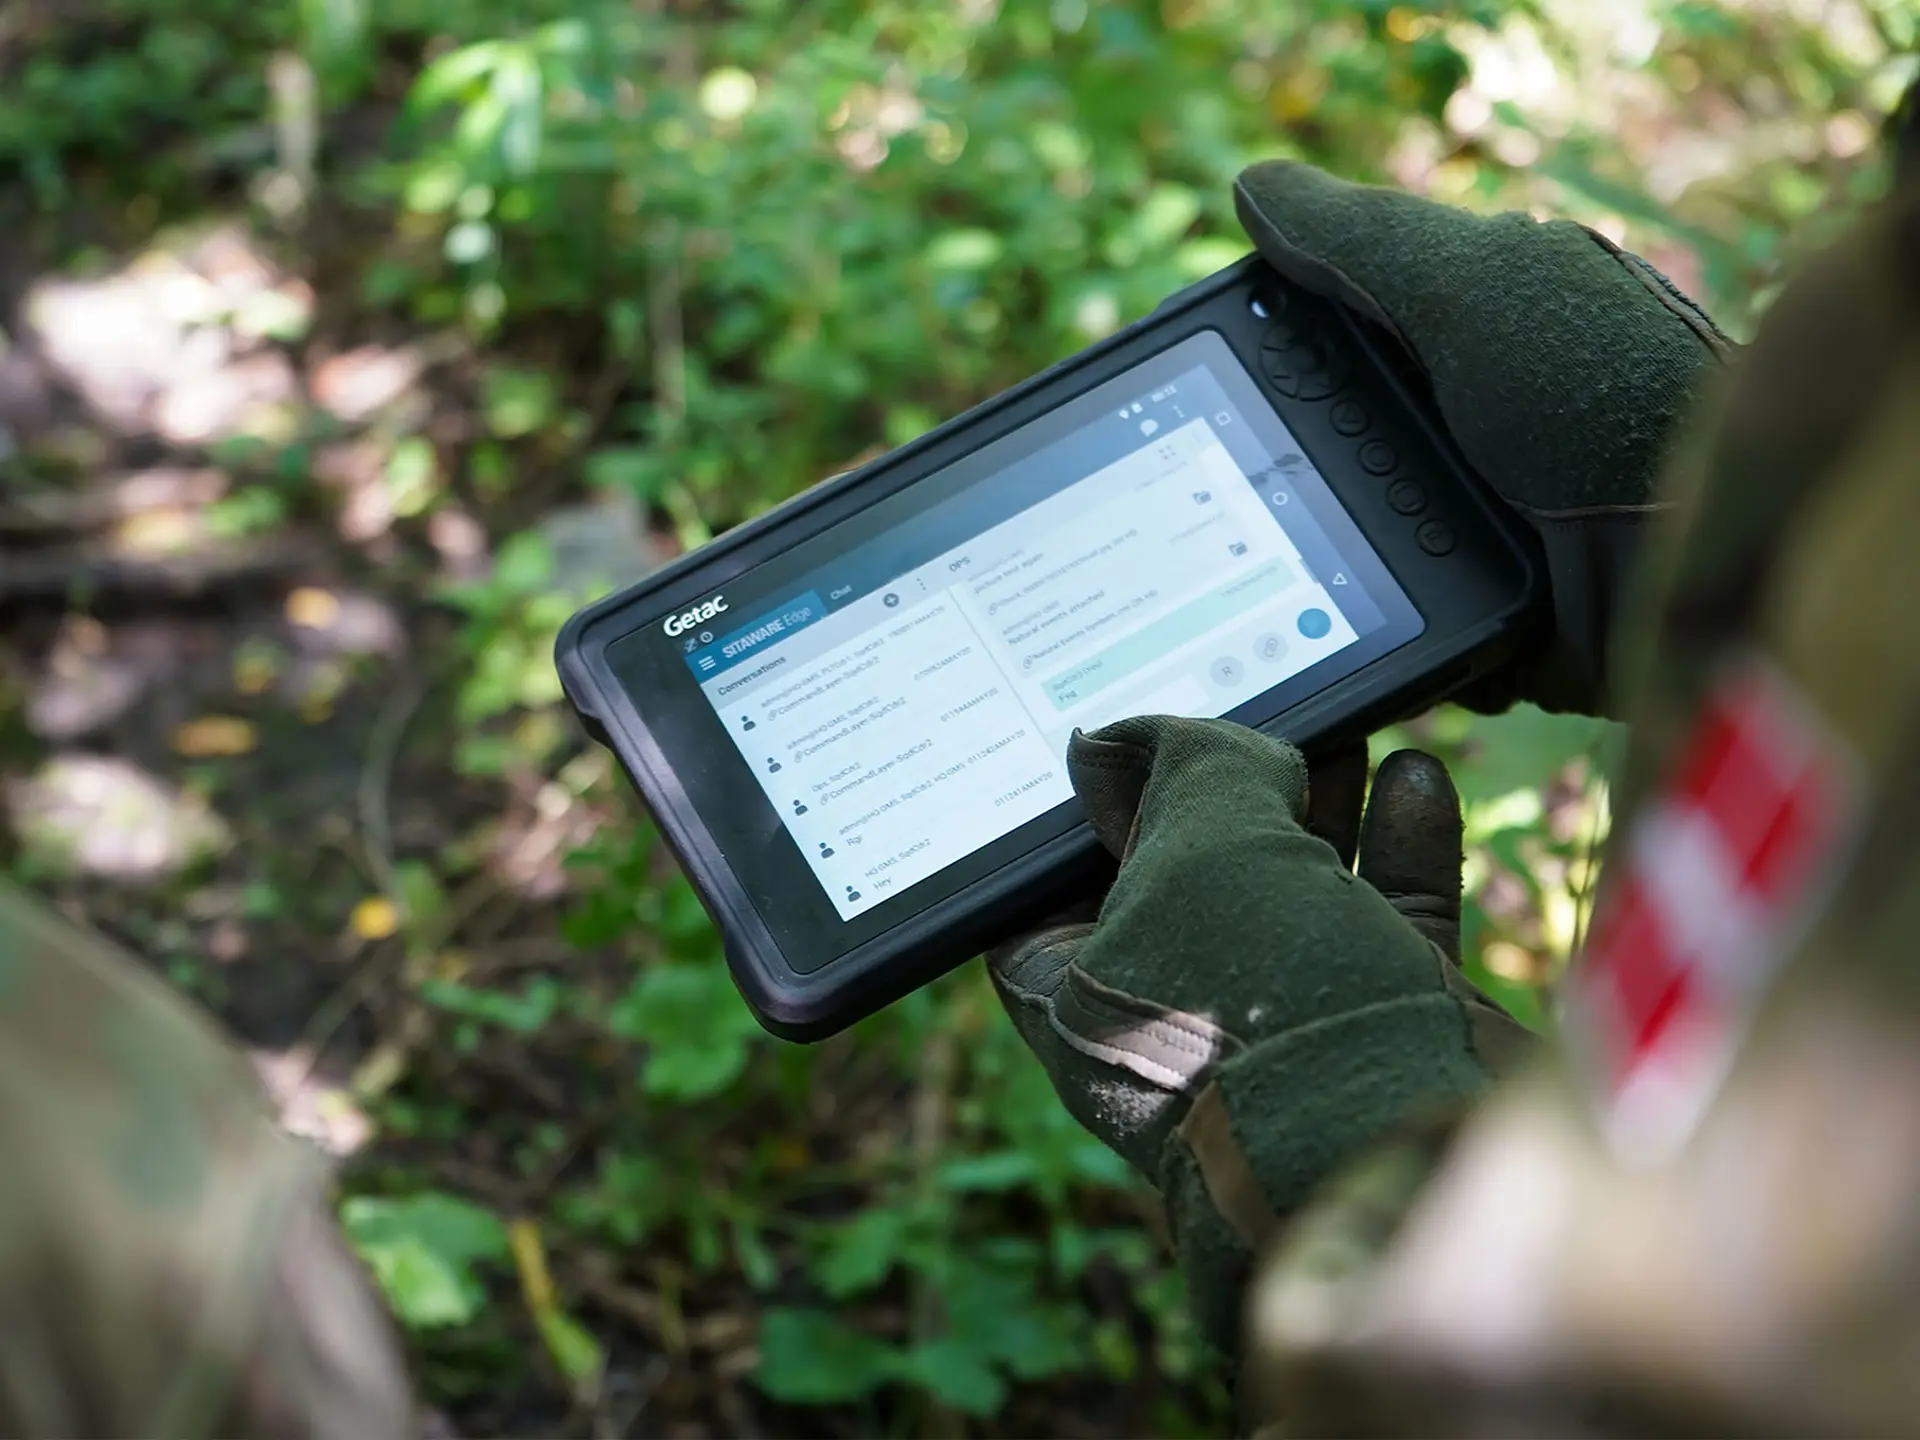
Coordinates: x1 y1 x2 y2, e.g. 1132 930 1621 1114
2 0 1904 1431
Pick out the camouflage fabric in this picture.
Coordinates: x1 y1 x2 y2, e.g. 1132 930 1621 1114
1241 127 1920 1438
0 877 416 1438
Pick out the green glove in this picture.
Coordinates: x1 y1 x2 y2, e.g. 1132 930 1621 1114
987 717 1528 1359
1234 161 1733 716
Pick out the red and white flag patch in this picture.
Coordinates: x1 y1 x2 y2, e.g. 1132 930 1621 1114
1568 653 1863 1161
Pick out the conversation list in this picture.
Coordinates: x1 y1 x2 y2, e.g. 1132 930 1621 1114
731 595 1067 917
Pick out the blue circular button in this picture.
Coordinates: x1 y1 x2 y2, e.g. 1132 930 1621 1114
1297 607 1332 640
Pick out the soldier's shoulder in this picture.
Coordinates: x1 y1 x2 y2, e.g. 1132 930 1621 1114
0 875 293 1211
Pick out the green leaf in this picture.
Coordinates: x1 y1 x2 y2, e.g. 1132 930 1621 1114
755 1309 900 1405
608 960 760 1098
939 1259 1079 1376
484 367 558 439
1447 704 1614 805
1134 183 1202 252
536 1309 605 1390
491 531 554 593
297 0 367 65
340 1191 509 1331
409 41 503 116
901 1338 1006 1416
924 228 1004 272
814 1207 907 1298
384 437 439 517
418 977 560 1034
937 1149 1036 1192
1662 0 1743 39
393 860 448 934
1535 142 1732 264
1174 234 1249 280
584 445 662 497
734 1218 780 1291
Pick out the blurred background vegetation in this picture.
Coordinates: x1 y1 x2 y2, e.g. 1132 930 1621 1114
0 0 1908 1434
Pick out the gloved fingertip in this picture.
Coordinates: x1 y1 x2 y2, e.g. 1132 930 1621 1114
1232 164 1416 347
1355 749 1464 901
1233 157 1347 208
1370 748 1460 809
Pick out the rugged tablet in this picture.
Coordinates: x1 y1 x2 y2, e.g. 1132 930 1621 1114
557 255 1542 1039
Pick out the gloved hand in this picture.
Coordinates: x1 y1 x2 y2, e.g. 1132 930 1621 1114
987 717 1529 1357
1234 161 1733 717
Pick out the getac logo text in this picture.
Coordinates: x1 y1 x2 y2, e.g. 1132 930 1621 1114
664 595 728 637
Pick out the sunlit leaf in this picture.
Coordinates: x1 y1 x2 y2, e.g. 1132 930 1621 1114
492 47 545 176
924 228 1004 272
1449 705 1614 805
484 368 558 438
410 41 504 116
341 1192 509 1331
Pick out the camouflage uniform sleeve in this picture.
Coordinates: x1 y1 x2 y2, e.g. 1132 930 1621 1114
211 1186 417 1440
0 878 415 1438
1237 107 1920 1439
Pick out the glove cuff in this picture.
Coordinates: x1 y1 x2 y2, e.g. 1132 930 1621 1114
1157 991 1514 1361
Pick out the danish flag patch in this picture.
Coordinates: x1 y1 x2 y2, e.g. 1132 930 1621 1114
1568 654 1862 1160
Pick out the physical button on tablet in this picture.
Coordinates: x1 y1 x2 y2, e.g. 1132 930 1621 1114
1288 348 1350 401
1330 399 1368 435
1263 359 1301 395
1387 479 1428 516
1359 439 1398 475
1254 632 1287 663
1262 314 1303 347
1210 656 1244 686
1416 519 1457 556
